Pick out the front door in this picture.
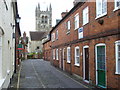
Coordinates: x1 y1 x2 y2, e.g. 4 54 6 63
63 48 65 70
59 49 63 69
84 48 89 81
96 45 106 88
61 49 63 69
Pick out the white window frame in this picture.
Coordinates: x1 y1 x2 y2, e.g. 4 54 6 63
52 33 55 42
67 47 71 63
67 20 71 31
56 49 59 60
83 7 89 25
56 30 58 40
115 40 120 74
114 0 120 11
74 13 79 30
75 46 80 66
53 49 55 60
96 0 107 19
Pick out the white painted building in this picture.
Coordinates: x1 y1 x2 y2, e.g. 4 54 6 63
0 0 16 89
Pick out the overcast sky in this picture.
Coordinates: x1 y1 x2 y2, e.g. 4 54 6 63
17 0 74 36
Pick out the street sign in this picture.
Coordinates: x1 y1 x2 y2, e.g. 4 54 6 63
78 27 83 39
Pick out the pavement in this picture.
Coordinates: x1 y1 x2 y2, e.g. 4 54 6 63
9 59 96 89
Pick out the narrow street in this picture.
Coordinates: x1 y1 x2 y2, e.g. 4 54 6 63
19 59 89 89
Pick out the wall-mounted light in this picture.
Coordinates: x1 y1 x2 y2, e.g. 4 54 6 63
16 14 21 23
11 14 21 29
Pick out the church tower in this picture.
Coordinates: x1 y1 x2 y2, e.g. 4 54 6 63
35 3 52 32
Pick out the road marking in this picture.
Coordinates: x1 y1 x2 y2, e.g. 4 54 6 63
55 68 90 89
17 64 22 89
31 61 46 88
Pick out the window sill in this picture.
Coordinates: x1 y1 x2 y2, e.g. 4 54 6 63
67 61 71 64
52 41 55 42
113 7 120 12
74 64 80 67
66 31 70 35
83 22 89 26
74 27 79 31
115 72 120 75
95 13 107 20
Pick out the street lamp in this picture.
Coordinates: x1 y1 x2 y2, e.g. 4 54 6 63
14 14 21 73
11 14 21 29
16 14 21 23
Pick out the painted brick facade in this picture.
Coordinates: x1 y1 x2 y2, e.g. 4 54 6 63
43 1 120 89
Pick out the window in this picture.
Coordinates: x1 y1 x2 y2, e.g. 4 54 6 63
96 0 107 18
3 0 8 10
56 49 59 60
51 33 55 42
49 20 52 25
45 16 48 24
115 41 120 74
114 0 120 11
74 13 79 30
75 46 80 66
67 47 71 63
56 30 58 40
42 16 44 23
53 49 55 59
83 7 89 25
67 20 71 31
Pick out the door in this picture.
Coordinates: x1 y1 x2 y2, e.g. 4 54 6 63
96 45 106 88
59 49 62 69
60 49 63 69
84 48 89 81
63 48 65 70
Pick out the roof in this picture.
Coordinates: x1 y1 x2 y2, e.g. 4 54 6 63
50 2 84 33
12 1 21 36
30 31 47 41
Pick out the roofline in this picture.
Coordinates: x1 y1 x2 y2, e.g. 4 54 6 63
12 2 21 36
50 2 85 33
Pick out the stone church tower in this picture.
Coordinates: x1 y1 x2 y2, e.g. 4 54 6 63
35 3 52 31
29 3 52 56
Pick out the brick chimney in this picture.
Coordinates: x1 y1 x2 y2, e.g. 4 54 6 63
73 0 84 6
61 10 68 18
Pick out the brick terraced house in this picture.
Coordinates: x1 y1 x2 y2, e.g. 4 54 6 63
43 36 52 61
43 0 120 88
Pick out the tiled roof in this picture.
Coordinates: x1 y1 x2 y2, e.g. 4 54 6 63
30 31 47 41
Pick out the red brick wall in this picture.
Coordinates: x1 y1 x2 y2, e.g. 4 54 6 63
50 1 120 88
43 41 51 61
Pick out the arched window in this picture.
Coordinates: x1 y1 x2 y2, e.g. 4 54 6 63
41 16 44 23
45 16 48 24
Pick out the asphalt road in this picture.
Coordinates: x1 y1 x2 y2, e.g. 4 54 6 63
19 59 90 89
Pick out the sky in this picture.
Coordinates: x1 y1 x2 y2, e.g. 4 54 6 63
17 0 74 37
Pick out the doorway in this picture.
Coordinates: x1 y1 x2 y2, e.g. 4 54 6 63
96 44 106 88
83 46 89 82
